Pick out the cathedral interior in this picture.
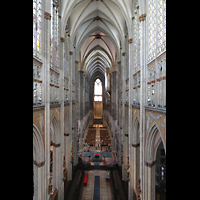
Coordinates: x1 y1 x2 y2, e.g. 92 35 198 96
33 0 166 199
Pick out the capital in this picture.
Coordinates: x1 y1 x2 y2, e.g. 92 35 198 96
139 14 146 22
44 12 51 20
128 38 133 44
60 37 65 43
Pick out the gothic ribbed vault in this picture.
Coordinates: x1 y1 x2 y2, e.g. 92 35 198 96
61 0 131 77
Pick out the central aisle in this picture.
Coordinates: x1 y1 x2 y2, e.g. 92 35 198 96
95 125 101 147
81 170 112 200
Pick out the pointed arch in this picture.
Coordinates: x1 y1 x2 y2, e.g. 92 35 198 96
51 115 60 144
50 115 60 191
144 121 166 200
33 123 45 163
145 121 165 164
132 116 140 144
33 123 45 200
130 116 140 191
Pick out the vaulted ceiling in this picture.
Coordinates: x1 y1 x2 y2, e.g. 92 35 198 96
61 0 133 77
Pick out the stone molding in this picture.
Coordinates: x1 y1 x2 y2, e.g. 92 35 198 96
147 51 166 69
33 159 45 167
132 143 140 148
50 141 61 147
64 133 69 136
145 161 155 168
33 57 42 67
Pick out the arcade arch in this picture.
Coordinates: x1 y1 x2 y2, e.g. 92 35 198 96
33 124 45 200
145 122 166 200
50 116 60 191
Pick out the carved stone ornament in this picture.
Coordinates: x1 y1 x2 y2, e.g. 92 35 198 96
60 37 65 43
139 14 146 22
44 12 51 20
128 38 133 44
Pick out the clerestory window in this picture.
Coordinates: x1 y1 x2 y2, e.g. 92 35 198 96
51 0 59 71
148 0 166 62
33 0 41 58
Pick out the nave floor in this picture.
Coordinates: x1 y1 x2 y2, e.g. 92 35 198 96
81 170 112 200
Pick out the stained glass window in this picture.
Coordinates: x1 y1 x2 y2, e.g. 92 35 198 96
133 6 138 69
132 0 141 74
157 0 163 53
148 0 166 62
163 0 166 49
133 1 140 72
33 0 41 58
51 0 59 71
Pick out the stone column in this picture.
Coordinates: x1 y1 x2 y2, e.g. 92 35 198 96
139 13 147 200
132 137 137 190
117 61 122 166
78 70 83 150
111 69 118 121
74 60 79 165
147 164 155 200
67 50 73 180
162 60 166 107
110 72 114 151
58 35 65 200
128 37 134 200
144 164 148 200
43 7 51 200
79 71 84 120
121 50 126 181
83 74 86 116
111 68 118 152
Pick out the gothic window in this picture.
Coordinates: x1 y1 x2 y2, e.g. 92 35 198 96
94 78 102 101
33 0 41 58
51 0 59 71
148 0 166 62
163 0 166 50
155 142 166 200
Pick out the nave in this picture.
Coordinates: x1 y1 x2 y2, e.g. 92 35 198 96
63 123 128 200
33 0 166 199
